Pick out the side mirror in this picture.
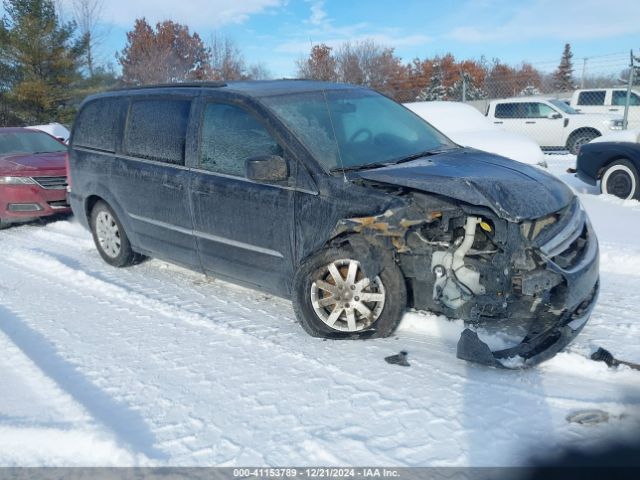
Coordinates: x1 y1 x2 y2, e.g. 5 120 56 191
549 112 563 119
246 154 288 182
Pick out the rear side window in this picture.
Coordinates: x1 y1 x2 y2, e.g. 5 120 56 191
198 103 283 177
495 103 521 118
577 91 605 106
124 98 191 165
612 90 640 106
73 98 124 151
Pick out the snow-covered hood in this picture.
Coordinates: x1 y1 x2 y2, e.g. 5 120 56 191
448 130 545 166
355 148 574 222
403 101 545 166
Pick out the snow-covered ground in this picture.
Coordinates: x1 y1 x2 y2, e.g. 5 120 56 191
1 153 639 467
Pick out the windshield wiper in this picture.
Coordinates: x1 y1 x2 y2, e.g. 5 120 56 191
392 146 460 165
331 146 459 173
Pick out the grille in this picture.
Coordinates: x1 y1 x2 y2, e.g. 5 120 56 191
32 176 68 190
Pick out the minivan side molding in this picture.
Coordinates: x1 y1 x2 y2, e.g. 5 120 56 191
128 212 284 258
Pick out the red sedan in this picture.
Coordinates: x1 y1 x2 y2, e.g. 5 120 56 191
0 128 71 229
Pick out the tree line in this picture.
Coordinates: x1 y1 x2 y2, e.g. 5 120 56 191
0 0 633 127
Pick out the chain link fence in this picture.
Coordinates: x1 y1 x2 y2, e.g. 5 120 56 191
458 52 640 154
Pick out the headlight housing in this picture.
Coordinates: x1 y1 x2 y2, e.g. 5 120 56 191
0 176 36 185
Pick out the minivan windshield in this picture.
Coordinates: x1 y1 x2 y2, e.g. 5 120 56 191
262 89 456 172
0 131 66 156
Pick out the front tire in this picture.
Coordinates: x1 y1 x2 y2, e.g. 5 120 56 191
567 130 599 154
292 245 407 339
0 218 9 230
90 201 142 267
600 159 639 200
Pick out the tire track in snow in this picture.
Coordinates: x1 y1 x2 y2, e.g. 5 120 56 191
4 240 637 410
2 220 640 466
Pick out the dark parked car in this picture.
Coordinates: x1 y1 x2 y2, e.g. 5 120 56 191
0 127 71 229
573 141 640 199
68 81 600 368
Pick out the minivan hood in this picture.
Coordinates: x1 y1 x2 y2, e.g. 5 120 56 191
354 148 574 222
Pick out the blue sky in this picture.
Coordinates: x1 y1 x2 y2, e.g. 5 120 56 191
54 0 640 76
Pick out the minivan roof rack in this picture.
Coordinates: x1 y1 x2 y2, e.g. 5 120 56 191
110 81 227 91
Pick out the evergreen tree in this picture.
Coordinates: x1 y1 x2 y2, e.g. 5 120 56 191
448 72 488 101
520 84 541 96
417 61 447 101
552 43 574 92
0 0 87 124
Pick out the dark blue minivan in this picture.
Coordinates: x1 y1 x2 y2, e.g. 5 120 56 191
68 81 599 367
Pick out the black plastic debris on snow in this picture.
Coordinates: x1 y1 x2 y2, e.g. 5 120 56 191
385 351 410 367
591 347 640 371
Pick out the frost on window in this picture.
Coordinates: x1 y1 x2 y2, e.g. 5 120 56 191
199 103 283 177
124 99 191 165
74 98 125 152
264 94 339 169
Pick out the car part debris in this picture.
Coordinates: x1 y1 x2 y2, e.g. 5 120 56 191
566 409 610 425
591 347 640 371
456 282 598 369
385 351 410 367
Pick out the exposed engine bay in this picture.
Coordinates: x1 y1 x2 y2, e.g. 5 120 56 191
332 188 600 368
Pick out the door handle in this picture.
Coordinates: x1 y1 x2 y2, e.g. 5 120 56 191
525 121 536 124
609 108 620 111
494 121 503 124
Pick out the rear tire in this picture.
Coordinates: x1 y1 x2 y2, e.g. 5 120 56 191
600 159 640 200
0 218 9 230
90 201 142 267
567 130 600 155
292 244 407 339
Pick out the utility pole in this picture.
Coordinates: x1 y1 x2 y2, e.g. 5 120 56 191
581 57 587 88
622 49 639 130
461 72 467 102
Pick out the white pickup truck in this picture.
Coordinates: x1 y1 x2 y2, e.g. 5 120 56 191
569 88 640 129
486 97 623 154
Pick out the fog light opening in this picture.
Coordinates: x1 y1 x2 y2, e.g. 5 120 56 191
7 203 43 212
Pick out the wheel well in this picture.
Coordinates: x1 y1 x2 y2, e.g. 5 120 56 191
568 127 601 142
84 195 104 222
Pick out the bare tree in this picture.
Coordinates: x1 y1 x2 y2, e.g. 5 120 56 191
296 44 338 82
72 0 106 76
334 40 403 96
209 33 245 80
246 63 271 80
208 33 271 80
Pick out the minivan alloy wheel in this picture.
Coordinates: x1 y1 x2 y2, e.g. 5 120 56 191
95 211 121 258
310 259 386 332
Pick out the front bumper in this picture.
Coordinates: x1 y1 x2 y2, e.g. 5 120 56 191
458 282 599 368
458 203 600 368
0 184 71 223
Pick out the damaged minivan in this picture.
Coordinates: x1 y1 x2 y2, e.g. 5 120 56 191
68 81 599 368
